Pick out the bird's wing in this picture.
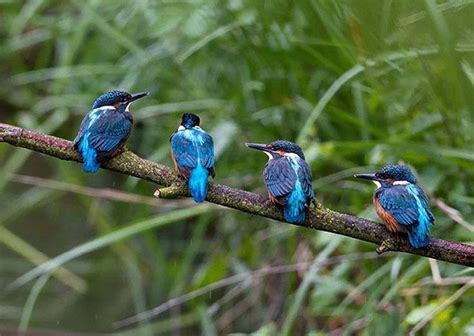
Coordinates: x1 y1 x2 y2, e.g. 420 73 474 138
170 130 198 172
86 109 133 154
264 158 297 198
410 184 435 223
377 185 432 227
73 111 95 146
197 131 215 170
296 158 314 200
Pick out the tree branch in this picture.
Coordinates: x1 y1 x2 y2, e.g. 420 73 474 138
1 122 473 267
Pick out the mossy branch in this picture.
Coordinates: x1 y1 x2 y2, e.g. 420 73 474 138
1 122 473 267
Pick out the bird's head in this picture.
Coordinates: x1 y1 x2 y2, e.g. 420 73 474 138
178 113 201 130
245 140 305 160
354 164 417 188
92 90 148 110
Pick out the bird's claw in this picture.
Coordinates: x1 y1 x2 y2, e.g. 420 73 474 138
376 240 394 254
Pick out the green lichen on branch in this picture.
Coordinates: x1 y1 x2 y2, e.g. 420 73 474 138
1 122 473 267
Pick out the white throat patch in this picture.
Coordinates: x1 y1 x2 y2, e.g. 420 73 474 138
264 151 273 160
97 105 116 111
178 125 185 131
372 181 382 189
393 180 410 186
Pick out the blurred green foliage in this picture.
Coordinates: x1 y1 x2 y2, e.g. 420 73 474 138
0 0 473 334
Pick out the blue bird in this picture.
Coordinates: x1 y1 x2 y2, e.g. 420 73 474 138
73 90 148 173
170 113 215 203
246 140 314 224
355 164 435 248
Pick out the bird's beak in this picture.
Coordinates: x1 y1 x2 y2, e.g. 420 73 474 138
129 92 149 102
245 143 270 152
354 173 382 182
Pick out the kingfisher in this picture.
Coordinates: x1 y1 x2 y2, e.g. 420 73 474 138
170 113 215 203
246 140 314 224
73 90 148 173
355 164 434 248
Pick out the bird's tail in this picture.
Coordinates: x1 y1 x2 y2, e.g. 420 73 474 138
78 137 100 173
406 217 431 248
283 187 307 224
188 164 209 203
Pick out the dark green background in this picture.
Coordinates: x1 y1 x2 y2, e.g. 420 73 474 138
0 0 473 335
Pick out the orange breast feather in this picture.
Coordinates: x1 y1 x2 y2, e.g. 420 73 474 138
374 195 405 233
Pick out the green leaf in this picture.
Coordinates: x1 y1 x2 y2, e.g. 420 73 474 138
405 303 437 325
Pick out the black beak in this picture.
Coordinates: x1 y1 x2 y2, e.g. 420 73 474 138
245 143 270 152
354 173 381 181
129 92 149 102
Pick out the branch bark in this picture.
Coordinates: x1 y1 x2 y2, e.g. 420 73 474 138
1 122 473 267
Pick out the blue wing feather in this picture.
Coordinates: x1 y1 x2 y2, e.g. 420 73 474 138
73 114 90 146
87 110 132 158
297 159 314 201
74 107 132 172
264 157 313 201
199 134 215 169
171 133 196 171
170 128 214 173
412 184 435 222
264 158 296 199
377 187 420 226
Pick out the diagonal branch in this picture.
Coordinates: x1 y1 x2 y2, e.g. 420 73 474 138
1 122 473 267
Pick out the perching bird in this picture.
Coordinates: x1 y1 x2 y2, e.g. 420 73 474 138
355 164 434 248
246 140 314 224
170 113 215 203
73 90 148 173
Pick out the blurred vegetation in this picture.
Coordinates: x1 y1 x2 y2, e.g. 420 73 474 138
1 0 473 334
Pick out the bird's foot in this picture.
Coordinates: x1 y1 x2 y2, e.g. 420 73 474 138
376 239 395 254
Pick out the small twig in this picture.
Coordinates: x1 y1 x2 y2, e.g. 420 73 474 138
332 317 369 335
432 197 474 232
401 260 473 294
209 282 251 317
217 283 261 331
411 276 474 288
429 258 442 284
154 182 189 199
421 258 474 286
11 174 160 206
